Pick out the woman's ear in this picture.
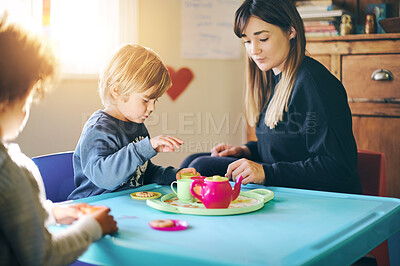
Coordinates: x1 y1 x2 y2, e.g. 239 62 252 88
289 26 297 40
109 82 119 99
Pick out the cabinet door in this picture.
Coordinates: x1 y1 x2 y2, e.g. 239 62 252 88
352 116 400 198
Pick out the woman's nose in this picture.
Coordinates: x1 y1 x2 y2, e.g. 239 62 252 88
250 42 261 55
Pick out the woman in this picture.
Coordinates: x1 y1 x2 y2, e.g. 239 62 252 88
181 0 361 194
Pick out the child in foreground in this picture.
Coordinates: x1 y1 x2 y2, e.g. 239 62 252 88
0 14 118 265
68 44 198 200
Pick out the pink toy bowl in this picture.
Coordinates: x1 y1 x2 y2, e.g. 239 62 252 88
190 176 243 209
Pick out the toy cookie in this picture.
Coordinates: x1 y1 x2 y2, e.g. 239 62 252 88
130 191 162 200
148 219 189 231
79 205 103 214
149 219 174 228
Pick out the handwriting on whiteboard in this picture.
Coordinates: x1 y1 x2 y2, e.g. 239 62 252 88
181 0 242 59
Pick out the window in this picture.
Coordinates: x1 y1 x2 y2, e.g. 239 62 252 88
1 0 138 78
0 0 43 33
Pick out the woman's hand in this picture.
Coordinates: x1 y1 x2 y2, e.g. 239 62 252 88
176 168 201 179
211 143 251 158
150 135 184 153
225 159 265 185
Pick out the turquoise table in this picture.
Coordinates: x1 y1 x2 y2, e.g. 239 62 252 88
56 183 400 266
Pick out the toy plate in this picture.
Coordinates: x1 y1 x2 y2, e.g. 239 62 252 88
148 219 188 231
130 191 162 200
146 189 274 216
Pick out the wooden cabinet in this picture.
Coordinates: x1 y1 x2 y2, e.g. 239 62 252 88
307 33 400 198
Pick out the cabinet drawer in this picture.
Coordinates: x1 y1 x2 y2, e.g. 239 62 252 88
349 102 400 117
342 54 400 100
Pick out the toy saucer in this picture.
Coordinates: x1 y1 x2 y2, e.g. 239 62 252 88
148 219 188 231
130 191 162 200
147 188 274 216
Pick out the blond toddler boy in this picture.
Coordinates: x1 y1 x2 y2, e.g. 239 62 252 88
68 44 198 199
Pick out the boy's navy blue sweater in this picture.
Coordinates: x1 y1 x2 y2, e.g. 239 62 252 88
246 56 362 194
68 110 178 200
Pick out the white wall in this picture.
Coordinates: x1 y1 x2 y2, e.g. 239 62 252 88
17 79 101 156
17 0 246 168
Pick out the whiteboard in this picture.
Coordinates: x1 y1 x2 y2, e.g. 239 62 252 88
181 0 242 59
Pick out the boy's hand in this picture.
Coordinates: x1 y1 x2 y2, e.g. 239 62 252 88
176 168 201 179
87 206 118 235
150 135 183 152
52 203 89 225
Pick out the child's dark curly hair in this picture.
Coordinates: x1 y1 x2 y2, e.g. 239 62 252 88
0 12 59 109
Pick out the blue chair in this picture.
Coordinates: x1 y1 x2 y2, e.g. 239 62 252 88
32 151 75 202
32 152 98 266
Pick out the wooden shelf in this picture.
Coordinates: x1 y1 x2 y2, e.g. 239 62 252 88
307 33 400 42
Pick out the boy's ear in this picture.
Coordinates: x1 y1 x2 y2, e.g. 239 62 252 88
109 83 119 99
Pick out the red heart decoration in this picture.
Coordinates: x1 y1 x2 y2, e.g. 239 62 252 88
166 66 194 101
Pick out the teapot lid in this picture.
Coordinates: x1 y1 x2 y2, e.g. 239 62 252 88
205 175 229 182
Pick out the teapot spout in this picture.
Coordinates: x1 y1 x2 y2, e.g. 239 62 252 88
231 176 243 201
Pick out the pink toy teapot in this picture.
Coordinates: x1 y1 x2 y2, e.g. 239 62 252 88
190 175 243 209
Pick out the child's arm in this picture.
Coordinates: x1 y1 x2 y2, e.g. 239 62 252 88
144 136 198 184
78 125 158 190
0 171 101 266
0 146 119 266
144 160 180 185
79 121 186 190
144 161 200 185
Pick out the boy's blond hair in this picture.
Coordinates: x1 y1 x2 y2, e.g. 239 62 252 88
0 13 58 108
99 44 171 107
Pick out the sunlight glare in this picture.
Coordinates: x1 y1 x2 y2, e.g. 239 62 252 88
52 0 119 75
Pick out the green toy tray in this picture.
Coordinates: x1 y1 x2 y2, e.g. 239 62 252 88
146 188 274 216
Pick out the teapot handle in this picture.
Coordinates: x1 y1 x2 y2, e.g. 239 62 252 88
190 179 204 202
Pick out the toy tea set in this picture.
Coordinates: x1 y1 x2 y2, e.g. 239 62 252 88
146 174 274 216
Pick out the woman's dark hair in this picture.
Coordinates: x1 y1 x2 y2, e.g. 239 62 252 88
233 0 306 128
